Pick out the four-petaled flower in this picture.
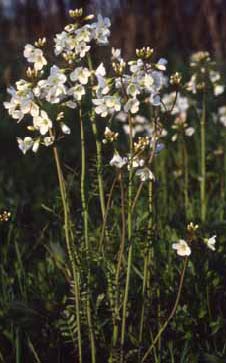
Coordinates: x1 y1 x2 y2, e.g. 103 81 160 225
24 44 47 71
205 235 216 251
33 110 52 135
110 153 127 168
172 239 191 257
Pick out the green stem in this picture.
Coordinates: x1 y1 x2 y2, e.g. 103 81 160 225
15 328 21 363
120 114 133 362
90 111 106 219
182 136 189 220
142 257 188 362
87 54 106 221
200 92 206 222
99 175 118 252
79 108 96 363
138 181 153 361
52 144 83 363
223 133 226 219
111 172 126 354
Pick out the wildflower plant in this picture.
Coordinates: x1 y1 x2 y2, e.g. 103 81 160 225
4 7 220 363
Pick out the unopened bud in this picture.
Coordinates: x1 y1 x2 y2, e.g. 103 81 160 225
69 8 83 18
34 37 46 48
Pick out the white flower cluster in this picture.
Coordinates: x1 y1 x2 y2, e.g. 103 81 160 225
173 235 216 257
162 92 194 142
92 48 168 119
187 51 224 96
4 9 168 167
4 12 112 154
110 151 155 182
54 14 111 59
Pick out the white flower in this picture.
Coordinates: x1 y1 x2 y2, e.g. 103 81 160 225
218 106 226 127
54 31 71 55
4 95 23 121
162 92 189 115
33 110 52 135
91 15 111 45
75 42 91 58
61 123 71 135
4 82 39 122
129 59 144 74
205 235 216 251
171 134 178 142
214 84 224 96
93 95 121 117
209 70 220 83
17 137 34 154
34 65 67 104
75 25 92 43
32 139 40 153
187 74 197 94
54 27 92 58
172 239 191 257
185 127 195 137
128 156 145 169
93 98 108 117
95 63 106 77
94 63 110 96
126 83 140 98
151 71 164 91
143 74 154 91
135 167 155 181
68 85 85 101
70 67 90 85
124 98 140 114
155 58 168 71
24 44 47 71
110 153 127 168
111 47 122 60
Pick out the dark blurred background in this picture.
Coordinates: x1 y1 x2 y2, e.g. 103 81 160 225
1 0 226 87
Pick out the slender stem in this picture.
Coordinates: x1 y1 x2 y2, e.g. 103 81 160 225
116 172 126 284
132 182 144 213
87 54 106 221
15 328 21 363
98 175 118 252
90 111 106 219
79 107 96 363
138 181 153 361
142 257 188 362
181 136 189 220
111 171 126 352
200 92 206 222
80 110 89 249
224 133 226 219
52 143 83 363
120 114 133 362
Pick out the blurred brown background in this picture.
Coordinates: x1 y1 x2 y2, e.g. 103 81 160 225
1 0 226 86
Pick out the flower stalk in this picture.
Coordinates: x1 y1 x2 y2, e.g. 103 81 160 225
142 257 188 362
52 142 83 363
120 114 134 362
79 107 96 363
200 91 206 222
